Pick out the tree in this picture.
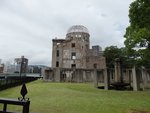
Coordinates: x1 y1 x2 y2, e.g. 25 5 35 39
104 46 131 68
124 0 150 68
104 46 120 68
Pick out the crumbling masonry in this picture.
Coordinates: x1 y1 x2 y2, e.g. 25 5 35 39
44 25 106 83
43 25 150 91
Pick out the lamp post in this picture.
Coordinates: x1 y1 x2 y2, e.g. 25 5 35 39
19 56 24 77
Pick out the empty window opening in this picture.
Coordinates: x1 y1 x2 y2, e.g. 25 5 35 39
56 43 60 45
56 50 59 57
93 64 97 69
71 52 76 59
71 64 76 68
72 43 75 48
56 61 59 67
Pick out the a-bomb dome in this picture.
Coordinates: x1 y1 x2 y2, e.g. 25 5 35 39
67 25 89 34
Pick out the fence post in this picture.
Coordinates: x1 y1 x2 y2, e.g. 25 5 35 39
23 101 30 113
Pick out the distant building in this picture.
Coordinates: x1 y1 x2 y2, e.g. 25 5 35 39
44 25 106 82
2 56 28 74
91 45 103 56
0 59 3 73
14 56 28 73
27 65 48 76
28 65 41 73
0 64 4 73
3 61 11 73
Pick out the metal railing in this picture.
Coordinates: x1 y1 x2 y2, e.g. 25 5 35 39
0 84 30 113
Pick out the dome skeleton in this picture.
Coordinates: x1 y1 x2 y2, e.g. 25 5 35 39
67 25 89 34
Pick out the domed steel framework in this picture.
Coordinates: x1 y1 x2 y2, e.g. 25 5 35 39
67 25 89 34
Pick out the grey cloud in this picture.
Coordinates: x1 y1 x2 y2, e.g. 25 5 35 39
0 0 132 66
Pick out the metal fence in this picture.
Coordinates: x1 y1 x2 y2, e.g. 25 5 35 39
0 73 41 91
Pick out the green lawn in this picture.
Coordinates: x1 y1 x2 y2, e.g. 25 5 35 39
0 80 150 113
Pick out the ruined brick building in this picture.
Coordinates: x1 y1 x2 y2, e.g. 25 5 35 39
52 25 105 69
43 25 150 91
44 25 106 82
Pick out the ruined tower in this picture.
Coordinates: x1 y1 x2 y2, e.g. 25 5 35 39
52 25 91 69
44 25 106 82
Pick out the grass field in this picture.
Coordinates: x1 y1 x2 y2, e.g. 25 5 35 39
0 80 150 113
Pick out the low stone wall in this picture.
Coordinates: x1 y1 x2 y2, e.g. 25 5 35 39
43 68 104 83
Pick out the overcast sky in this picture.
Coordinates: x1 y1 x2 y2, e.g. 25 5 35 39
0 0 132 66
